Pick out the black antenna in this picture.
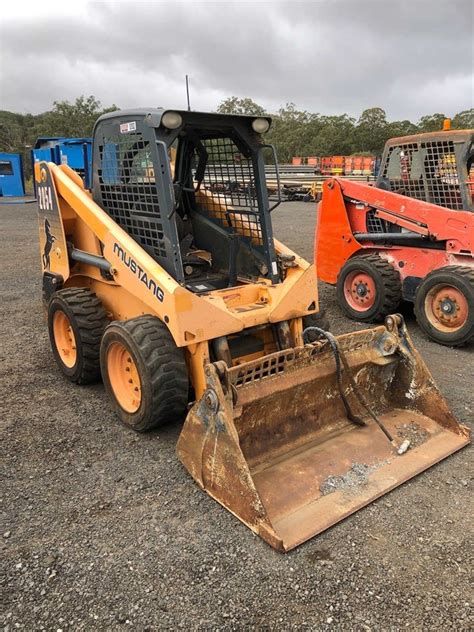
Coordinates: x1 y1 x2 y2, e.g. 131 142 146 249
185 75 191 111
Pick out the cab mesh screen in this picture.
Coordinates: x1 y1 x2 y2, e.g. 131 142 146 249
381 140 463 210
98 133 166 259
197 137 263 246
366 208 387 233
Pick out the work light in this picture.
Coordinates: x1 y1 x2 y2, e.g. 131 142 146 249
252 118 270 134
162 111 183 130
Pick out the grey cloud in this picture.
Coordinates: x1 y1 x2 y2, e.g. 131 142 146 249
1 0 472 120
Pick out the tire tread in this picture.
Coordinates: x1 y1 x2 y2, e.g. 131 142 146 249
337 253 402 321
50 287 108 384
414 265 474 346
103 316 188 431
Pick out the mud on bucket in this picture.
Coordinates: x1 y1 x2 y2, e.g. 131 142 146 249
177 316 470 551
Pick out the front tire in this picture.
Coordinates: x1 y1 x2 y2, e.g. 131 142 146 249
414 266 474 346
100 316 189 432
336 254 402 322
48 288 108 384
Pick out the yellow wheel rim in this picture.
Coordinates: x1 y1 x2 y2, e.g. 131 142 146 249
107 342 142 413
53 311 77 368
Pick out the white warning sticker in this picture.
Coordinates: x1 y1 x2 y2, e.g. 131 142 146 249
120 121 137 134
272 261 278 275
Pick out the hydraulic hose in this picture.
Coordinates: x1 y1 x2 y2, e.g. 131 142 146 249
302 326 407 451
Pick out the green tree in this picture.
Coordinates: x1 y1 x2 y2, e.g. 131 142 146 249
215 98 473 161
266 104 312 161
0 96 118 180
417 113 447 132
0 111 39 183
217 96 266 116
33 95 118 138
451 109 474 129
0 111 29 153
1 96 472 185
387 119 418 138
354 107 390 154
312 114 356 156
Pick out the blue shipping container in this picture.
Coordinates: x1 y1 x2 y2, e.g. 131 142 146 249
32 137 92 189
0 152 25 197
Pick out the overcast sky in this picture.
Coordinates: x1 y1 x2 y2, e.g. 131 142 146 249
1 0 473 121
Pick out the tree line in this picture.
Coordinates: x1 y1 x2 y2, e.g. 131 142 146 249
0 95 472 177
0 96 117 179
218 97 473 162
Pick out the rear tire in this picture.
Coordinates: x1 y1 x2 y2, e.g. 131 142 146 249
100 315 189 432
48 288 108 384
336 254 402 322
414 266 474 346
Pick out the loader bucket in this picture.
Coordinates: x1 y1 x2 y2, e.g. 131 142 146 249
177 316 470 551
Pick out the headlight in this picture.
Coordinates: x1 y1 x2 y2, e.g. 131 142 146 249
162 111 183 130
252 118 270 134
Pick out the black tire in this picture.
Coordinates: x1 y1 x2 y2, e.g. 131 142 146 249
414 265 474 346
336 254 402 322
303 308 330 342
100 315 189 432
48 287 108 384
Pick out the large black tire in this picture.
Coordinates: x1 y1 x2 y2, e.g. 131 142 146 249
303 308 330 342
48 287 108 384
100 315 189 432
414 265 474 346
336 254 402 322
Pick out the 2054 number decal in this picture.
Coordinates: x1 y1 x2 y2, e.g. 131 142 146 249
38 185 54 211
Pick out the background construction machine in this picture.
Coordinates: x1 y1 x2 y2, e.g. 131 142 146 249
316 126 474 346
36 109 469 551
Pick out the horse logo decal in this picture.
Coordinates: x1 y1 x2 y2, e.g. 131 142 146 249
42 218 56 270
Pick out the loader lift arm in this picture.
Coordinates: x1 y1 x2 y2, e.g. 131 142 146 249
336 178 474 252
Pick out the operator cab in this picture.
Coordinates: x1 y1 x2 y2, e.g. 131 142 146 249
92 109 281 291
377 129 474 212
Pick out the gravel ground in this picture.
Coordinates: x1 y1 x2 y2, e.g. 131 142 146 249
2 201 473 630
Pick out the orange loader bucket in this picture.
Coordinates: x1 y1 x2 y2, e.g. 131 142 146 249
177 316 470 551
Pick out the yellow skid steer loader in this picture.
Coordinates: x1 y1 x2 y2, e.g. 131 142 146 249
35 109 470 551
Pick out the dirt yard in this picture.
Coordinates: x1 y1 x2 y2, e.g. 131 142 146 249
2 200 473 630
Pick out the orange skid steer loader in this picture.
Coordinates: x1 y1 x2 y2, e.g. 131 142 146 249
36 109 469 551
316 128 474 346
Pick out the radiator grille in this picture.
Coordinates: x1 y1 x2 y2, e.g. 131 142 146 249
97 133 166 259
229 330 378 388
